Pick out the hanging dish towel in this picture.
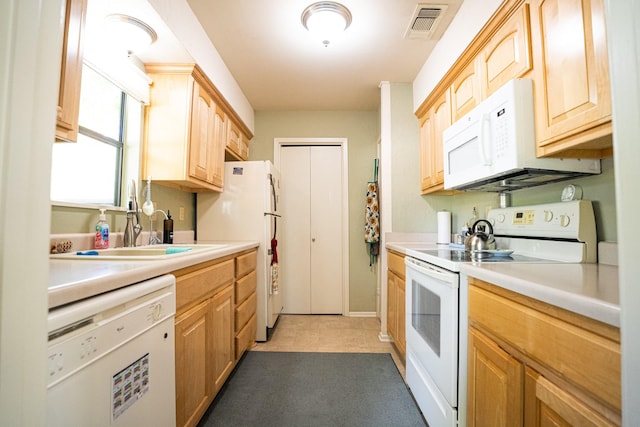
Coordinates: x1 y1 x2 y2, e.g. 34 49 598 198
364 181 380 266
270 237 279 294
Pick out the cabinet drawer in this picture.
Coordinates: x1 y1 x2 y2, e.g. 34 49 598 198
235 291 256 331
175 259 234 312
235 313 256 359
387 251 405 278
236 250 257 279
235 270 256 304
469 283 621 411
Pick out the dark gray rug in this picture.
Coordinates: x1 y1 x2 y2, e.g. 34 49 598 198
198 351 426 427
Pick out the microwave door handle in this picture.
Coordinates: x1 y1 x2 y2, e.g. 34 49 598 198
479 113 492 166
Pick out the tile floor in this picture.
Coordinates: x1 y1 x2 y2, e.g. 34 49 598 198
251 314 406 379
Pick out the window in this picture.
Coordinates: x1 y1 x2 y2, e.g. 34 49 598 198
50 64 142 207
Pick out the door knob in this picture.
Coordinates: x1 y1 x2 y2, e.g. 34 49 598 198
312 238 316 242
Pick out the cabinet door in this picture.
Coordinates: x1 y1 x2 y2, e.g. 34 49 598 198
480 3 532 97
210 284 234 393
419 91 451 194
55 0 87 142
419 113 434 193
467 327 524 427
387 270 398 342
530 0 612 157
524 367 616 427
451 59 481 121
210 105 226 188
225 119 249 160
431 91 451 187
189 82 216 185
175 300 212 427
396 275 406 357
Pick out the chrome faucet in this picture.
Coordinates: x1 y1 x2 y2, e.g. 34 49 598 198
124 180 142 247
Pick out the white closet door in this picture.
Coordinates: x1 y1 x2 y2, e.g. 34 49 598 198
280 146 312 313
280 145 343 314
310 145 343 313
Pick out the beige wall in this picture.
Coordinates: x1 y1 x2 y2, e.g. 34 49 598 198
252 110 380 312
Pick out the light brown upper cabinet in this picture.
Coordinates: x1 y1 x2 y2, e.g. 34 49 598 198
225 118 250 161
530 0 612 158
478 3 532 98
451 59 482 122
418 90 453 195
414 0 613 192
55 0 87 142
144 64 226 192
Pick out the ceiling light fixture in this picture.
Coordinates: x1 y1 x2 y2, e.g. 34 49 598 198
105 14 158 56
301 2 352 47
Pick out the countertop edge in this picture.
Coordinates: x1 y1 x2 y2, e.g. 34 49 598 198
460 264 620 328
48 241 259 309
386 241 620 328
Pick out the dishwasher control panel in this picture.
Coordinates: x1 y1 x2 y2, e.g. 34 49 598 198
47 280 175 388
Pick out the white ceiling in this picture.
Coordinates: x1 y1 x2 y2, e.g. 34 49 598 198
87 0 462 111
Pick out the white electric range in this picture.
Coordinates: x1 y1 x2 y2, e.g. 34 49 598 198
403 200 597 427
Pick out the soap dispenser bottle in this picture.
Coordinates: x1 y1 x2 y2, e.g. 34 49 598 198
163 210 173 244
94 208 110 249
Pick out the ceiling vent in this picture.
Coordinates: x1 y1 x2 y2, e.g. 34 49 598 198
404 4 449 40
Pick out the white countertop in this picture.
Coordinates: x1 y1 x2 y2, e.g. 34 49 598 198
386 241 620 327
49 241 259 309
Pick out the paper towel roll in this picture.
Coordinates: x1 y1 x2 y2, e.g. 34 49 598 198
437 211 451 244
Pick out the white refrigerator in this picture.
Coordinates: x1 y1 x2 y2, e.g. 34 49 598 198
196 161 283 341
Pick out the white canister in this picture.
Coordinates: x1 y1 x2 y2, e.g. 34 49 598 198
437 211 451 244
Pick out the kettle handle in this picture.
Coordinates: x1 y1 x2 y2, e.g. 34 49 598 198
471 219 494 235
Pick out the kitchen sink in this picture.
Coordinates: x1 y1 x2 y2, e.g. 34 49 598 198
50 244 229 260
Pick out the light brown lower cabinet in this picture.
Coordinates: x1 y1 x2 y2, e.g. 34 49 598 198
386 250 406 360
175 299 213 427
467 277 621 427
174 249 257 427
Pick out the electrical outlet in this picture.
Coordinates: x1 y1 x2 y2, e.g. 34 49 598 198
179 207 185 221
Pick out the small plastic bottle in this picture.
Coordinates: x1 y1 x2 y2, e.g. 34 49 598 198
94 208 110 249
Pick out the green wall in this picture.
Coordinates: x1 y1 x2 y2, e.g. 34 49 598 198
389 83 451 232
50 184 196 235
252 110 380 312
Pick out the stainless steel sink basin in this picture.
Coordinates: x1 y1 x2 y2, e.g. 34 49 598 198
50 244 229 260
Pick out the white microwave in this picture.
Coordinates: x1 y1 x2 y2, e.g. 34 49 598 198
442 79 600 192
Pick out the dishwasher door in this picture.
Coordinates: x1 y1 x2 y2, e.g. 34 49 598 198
46 274 176 427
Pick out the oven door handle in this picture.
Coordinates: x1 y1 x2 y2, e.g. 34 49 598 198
405 258 459 288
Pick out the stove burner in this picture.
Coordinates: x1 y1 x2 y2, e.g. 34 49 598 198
417 249 555 263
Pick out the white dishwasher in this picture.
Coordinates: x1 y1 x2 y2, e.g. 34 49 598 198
46 274 176 427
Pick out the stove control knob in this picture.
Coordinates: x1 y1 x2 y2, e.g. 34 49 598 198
559 214 570 227
544 210 554 222
496 214 505 223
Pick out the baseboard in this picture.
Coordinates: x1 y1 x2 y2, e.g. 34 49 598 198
378 332 393 342
348 311 377 318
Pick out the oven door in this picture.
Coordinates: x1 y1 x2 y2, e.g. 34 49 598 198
405 256 459 407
